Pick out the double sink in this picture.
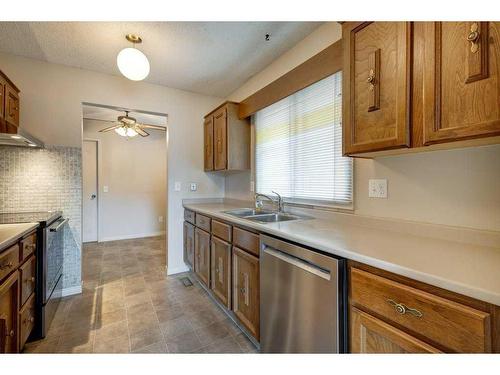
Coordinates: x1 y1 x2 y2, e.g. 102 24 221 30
223 208 305 223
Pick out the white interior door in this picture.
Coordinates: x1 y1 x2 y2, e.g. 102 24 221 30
83 140 98 242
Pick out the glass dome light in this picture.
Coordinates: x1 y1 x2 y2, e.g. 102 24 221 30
116 34 150 81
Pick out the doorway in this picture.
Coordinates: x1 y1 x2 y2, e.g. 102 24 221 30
82 139 98 242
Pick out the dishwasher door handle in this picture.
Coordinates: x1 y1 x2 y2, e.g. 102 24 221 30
262 246 331 281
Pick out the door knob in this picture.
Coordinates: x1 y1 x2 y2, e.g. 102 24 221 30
90 194 97 199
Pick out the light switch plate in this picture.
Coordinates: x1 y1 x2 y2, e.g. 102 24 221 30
174 182 181 192
250 181 255 192
103 186 109 193
369 179 388 198
158 216 164 223
190 183 197 192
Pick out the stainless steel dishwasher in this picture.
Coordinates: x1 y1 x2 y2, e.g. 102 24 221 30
260 234 346 353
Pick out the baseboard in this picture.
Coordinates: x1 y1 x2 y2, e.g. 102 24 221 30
61 284 82 297
167 264 190 275
98 231 166 242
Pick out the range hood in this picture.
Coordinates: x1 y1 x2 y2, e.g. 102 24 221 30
0 128 44 148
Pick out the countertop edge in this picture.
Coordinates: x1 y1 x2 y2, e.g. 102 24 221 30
183 203 500 306
0 222 39 253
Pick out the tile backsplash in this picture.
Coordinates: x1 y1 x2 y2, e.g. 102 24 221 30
0 145 82 292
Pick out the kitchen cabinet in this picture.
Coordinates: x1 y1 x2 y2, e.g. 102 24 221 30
232 246 260 340
348 261 499 353
421 22 500 145
350 307 441 353
194 227 211 288
211 236 232 309
183 222 195 270
0 69 20 134
204 116 214 171
203 101 250 172
343 22 411 155
0 272 19 353
342 22 500 157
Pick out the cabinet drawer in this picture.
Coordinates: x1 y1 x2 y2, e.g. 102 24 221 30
184 209 196 224
233 227 259 257
0 244 20 282
350 267 491 352
19 293 35 351
20 233 36 262
19 255 36 307
195 214 211 232
211 220 232 242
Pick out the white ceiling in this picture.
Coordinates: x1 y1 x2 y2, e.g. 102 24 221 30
0 22 322 97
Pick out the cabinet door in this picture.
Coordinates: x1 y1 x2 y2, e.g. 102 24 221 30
5 84 19 128
194 228 210 288
350 307 441 353
213 107 227 170
343 22 411 154
211 236 231 309
422 22 500 144
204 116 214 171
232 246 259 340
0 272 19 353
183 222 195 270
0 76 6 120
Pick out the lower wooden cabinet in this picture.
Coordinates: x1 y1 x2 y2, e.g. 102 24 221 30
18 293 35 351
194 228 211 288
350 307 441 353
349 261 499 353
0 272 19 353
210 236 231 309
183 222 195 270
232 246 260 340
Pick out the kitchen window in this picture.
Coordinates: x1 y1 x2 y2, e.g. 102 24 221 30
254 72 352 208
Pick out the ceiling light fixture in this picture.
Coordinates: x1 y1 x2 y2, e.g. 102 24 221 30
117 34 150 81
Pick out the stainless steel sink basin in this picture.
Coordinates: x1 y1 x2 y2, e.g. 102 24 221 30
223 208 273 218
245 213 302 223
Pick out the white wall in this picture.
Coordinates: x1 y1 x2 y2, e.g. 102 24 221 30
224 22 500 232
0 51 225 277
83 120 167 241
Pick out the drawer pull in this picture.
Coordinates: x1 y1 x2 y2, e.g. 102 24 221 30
25 277 35 283
6 329 14 337
387 299 423 318
0 262 13 270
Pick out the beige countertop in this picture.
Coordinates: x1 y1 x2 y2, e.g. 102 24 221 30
183 201 500 306
0 223 39 252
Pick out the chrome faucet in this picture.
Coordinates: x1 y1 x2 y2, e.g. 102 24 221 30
255 191 284 213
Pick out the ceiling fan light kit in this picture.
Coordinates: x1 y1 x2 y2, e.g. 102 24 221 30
84 110 166 138
117 34 150 81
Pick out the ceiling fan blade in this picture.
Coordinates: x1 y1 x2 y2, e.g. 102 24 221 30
99 124 122 132
135 127 150 137
83 117 116 123
139 124 166 131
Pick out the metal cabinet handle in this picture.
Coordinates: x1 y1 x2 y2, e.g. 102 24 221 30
0 262 13 270
7 330 14 337
387 299 423 318
367 68 376 90
467 22 481 53
49 218 69 232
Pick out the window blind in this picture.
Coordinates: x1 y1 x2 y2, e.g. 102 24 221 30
255 72 352 206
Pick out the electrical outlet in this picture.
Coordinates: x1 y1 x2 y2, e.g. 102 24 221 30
190 183 197 192
158 216 164 223
174 182 181 191
369 179 388 198
103 186 109 193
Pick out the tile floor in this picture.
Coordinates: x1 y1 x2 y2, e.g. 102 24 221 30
24 236 257 354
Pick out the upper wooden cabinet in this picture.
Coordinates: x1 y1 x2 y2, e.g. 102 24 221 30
343 22 411 155
0 69 20 134
203 116 214 171
203 101 250 172
343 22 500 156
422 22 500 145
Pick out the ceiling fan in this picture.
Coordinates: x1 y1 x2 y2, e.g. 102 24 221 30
83 111 165 138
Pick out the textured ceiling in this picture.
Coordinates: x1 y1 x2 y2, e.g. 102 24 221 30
0 22 322 97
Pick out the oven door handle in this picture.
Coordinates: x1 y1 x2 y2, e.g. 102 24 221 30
49 218 69 232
